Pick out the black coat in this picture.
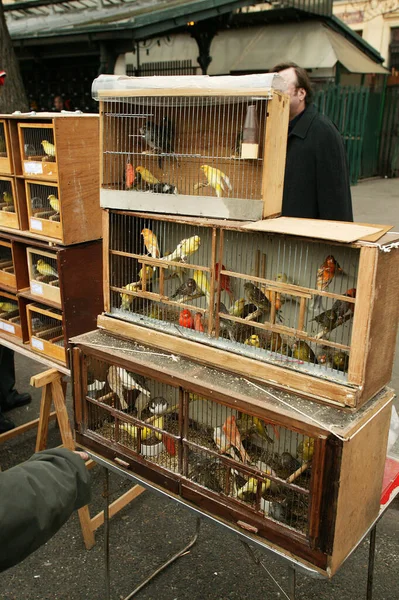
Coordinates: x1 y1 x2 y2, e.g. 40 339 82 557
282 104 353 221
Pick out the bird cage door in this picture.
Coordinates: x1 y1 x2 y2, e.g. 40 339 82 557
0 119 13 175
27 302 65 363
0 177 19 229
100 90 288 220
0 290 22 339
18 122 58 180
26 247 61 305
0 240 16 289
25 180 62 240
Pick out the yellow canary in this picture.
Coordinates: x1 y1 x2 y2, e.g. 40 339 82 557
163 235 201 263
200 165 232 198
237 469 275 500
120 281 141 310
297 437 315 462
3 191 13 206
41 140 56 158
193 270 211 304
136 166 160 185
138 265 154 282
229 298 245 318
120 417 164 441
0 302 18 313
48 194 60 213
141 228 160 259
244 334 260 347
36 259 58 278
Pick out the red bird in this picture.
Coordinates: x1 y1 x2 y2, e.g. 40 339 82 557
222 415 250 463
125 160 135 189
194 312 204 332
316 255 343 292
215 262 234 301
179 309 194 329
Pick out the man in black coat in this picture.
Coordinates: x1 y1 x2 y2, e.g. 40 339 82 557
272 62 353 221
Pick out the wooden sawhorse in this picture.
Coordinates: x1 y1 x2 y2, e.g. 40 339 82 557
1 367 145 550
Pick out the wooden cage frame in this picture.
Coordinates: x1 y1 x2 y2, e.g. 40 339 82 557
0 289 22 340
71 331 393 576
100 211 399 410
0 119 13 175
25 179 62 240
98 88 289 221
0 240 16 289
0 176 22 230
27 302 65 363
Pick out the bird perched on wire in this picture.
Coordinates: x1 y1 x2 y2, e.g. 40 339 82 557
48 194 60 213
229 298 245 318
36 259 58 278
179 308 194 329
140 119 174 168
314 255 343 309
171 278 197 299
193 270 211 304
291 340 317 364
200 165 232 198
41 140 56 159
162 235 201 263
120 281 141 310
331 288 356 318
311 308 340 332
135 166 160 186
243 282 271 313
141 228 160 259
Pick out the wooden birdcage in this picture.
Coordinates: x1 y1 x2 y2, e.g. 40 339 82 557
27 302 65 362
71 330 393 576
94 74 289 221
0 113 102 245
0 176 22 230
0 290 22 340
99 211 399 409
27 247 61 305
0 119 13 175
0 240 16 289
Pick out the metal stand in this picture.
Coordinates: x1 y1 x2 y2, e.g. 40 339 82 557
102 466 201 600
241 541 295 600
366 525 377 600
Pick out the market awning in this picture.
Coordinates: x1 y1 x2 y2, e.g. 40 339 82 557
207 21 388 75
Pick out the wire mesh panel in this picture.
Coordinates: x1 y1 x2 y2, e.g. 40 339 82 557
0 290 21 339
18 123 58 179
26 180 61 238
0 119 13 175
27 302 65 362
79 351 317 538
108 212 216 340
0 177 18 229
100 93 280 220
215 229 359 381
27 248 60 305
0 241 15 288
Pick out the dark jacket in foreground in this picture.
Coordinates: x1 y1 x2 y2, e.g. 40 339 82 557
0 448 91 572
282 104 353 221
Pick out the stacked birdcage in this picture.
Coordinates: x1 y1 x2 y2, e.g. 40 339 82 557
72 74 398 573
0 113 103 365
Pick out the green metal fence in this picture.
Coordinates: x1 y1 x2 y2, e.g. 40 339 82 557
314 85 370 185
378 86 399 178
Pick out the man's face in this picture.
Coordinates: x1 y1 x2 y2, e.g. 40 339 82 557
278 67 306 120
54 96 63 111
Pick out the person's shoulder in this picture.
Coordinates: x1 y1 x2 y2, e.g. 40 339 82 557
310 109 340 135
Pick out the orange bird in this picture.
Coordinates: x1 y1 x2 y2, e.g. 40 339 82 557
215 262 234 302
126 160 135 189
141 228 160 259
316 255 343 292
222 415 250 463
179 309 194 329
194 312 204 332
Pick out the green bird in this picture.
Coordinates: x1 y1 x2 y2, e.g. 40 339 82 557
291 341 317 364
3 191 13 206
243 282 271 312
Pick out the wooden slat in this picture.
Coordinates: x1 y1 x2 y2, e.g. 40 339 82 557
0 412 57 443
30 367 59 388
261 91 289 218
35 384 53 452
90 485 146 531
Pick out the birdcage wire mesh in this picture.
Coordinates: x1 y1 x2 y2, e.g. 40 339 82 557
102 96 267 202
29 251 59 288
29 303 63 345
20 125 56 163
81 353 314 534
28 182 60 222
0 179 15 212
108 212 215 338
0 244 14 275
